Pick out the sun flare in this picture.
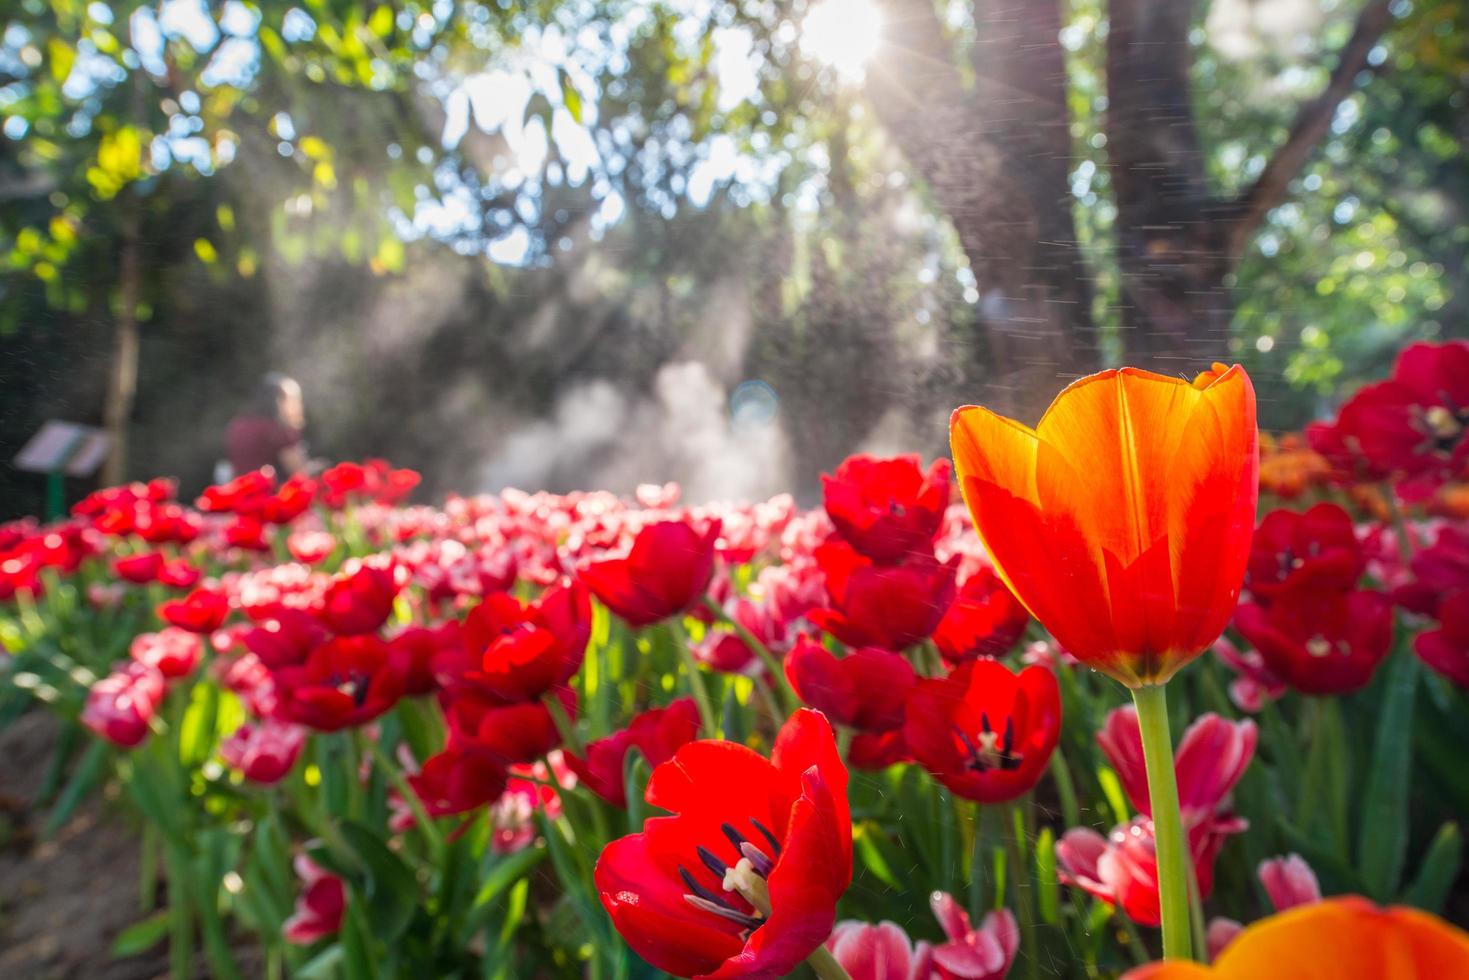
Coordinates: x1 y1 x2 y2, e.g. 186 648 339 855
801 0 884 81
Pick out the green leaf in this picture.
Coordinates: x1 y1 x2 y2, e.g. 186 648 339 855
1359 652 1420 900
1402 822 1461 914
44 739 109 836
469 845 547 917
368 5 394 37
178 680 221 768
559 68 583 123
340 821 418 940
1035 826 1060 925
110 911 170 958
47 38 76 84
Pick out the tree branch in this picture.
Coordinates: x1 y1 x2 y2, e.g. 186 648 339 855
1225 0 1396 260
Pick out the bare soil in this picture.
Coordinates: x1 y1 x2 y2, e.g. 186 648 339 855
0 711 172 979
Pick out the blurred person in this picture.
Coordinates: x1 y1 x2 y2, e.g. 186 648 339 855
225 373 310 478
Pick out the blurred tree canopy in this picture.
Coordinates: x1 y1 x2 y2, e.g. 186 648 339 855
1 0 1466 514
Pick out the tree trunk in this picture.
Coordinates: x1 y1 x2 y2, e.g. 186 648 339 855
101 199 141 487
1105 0 1236 369
868 0 1096 422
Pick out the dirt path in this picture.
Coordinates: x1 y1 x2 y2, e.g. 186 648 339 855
0 711 173 979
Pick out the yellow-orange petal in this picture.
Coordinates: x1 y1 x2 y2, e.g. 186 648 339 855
1122 898 1469 980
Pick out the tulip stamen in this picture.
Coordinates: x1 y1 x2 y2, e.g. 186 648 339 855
749 817 782 855
696 845 727 879
682 892 764 930
954 717 1023 773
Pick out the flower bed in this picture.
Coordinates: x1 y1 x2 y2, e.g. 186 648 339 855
3 351 1469 978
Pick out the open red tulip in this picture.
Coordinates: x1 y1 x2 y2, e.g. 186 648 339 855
807 539 957 652
932 567 1031 663
432 582 591 701
903 659 1060 803
950 365 1258 686
595 708 851 979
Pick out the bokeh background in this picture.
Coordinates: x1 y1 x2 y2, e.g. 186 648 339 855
1 0 1465 517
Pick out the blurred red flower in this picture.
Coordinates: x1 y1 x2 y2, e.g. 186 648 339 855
317 559 400 636
272 635 408 731
1234 588 1394 695
1415 589 1469 688
158 587 230 634
442 687 578 764
783 635 915 733
283 856 345 945
822 454 950 564
220 719 306 784
932 568 1030 663
808 540 956 651
565 698 702 807
581 520 721 627
81 662 167 747
1245 503 1364 602
130 627 203 679
432 583 590 702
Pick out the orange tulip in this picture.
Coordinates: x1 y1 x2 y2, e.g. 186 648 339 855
1123 897 1469 979
950 364 1258 687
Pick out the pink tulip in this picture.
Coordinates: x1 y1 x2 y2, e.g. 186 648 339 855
1096 706 1256 826
1206 917 1244 960
220 719 306 784
283 855 345 945
1258 854 1321 911
929 891 1019 980
825 921 934 980
81 662 167 748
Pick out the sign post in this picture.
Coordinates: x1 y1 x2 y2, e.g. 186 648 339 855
14 422 113 520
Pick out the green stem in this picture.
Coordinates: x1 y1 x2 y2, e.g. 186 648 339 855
701 596 799 714
670 623 719 738
806 944 854 980
1131 683 1192 961
544 690 585 756
1005 802 1039 980
1048 752 1080 830
364 735 446 861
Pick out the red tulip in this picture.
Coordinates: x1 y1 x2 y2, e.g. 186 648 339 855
443 687 578 764
433 583 590 701
903 659 1060 804
387 621 459 696
565 698 702 807
283 856 346 945
929 891 1019 980
220 719 306 784
158 587 231 634
580 520 721 627
808 540 957 651
1245 504 1364 602
1258 854 1321 912
595 709 851 979
1307 341 1469 494
272 635 408 731
114 551 164 584
1234 588 1394 695
1056 814 1245 928
317 559 400 636
950 365 1258 686
81 662 167 747
157 558 202 590
1393 526 1469 617
243 608 329 669
1415 589 1469 688
224 515 272 552
1096 706 1256 827
407 744 510 818
287 530 336 564
262 474 318 524
822 454 951 563
783 635 915 733
932 568 1030 663
197 470 274 514
847 729 910 771
130 628 203 679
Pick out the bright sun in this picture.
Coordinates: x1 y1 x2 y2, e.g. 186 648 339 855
801 0 884 81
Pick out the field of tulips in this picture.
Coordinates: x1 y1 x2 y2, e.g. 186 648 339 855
4 350 1469 979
